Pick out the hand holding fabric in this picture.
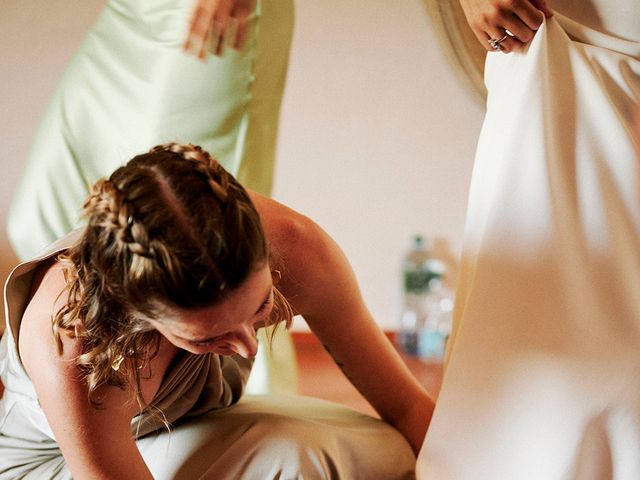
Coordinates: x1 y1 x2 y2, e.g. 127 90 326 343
184 0 257 58
459 0 553 53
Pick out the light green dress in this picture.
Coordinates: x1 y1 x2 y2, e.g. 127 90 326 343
7 0 293 260
6 0 297 395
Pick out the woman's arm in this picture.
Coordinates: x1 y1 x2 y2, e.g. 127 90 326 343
19 263 154 479
253 193 435 454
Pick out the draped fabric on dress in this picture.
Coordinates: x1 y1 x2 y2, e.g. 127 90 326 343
417 2 640 478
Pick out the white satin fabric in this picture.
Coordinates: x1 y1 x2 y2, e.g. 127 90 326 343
417 8 640 480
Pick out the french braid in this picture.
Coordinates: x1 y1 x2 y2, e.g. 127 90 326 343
153 143 231 202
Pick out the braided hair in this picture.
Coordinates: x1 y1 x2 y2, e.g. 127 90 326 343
53 143 291 406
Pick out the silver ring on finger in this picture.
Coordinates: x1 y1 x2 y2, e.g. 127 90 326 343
488 32 509 51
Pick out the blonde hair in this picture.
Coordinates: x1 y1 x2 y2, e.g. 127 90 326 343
53 143 292 406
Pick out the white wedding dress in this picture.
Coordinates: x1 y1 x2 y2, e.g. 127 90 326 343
417 1 640 479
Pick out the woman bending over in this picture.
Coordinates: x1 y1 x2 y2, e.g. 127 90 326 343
0 143 434 479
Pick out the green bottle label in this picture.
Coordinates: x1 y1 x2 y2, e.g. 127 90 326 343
404 269 431 293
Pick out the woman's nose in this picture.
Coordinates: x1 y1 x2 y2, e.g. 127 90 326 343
229 325 259 359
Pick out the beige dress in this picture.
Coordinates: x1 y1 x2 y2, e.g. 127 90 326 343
0 232 416 479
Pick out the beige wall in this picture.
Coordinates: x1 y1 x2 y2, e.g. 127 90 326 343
0 1 109 333
0 0 484 329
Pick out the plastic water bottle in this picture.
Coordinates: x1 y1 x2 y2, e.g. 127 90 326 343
417 273 454 360
398 235 432 356
398 235 455 360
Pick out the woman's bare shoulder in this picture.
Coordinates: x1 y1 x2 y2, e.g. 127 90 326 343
249 191 330 272
19 259 77 366
248 191 352 313
250 191 311 237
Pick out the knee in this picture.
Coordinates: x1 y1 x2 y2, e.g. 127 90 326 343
242 413 342 478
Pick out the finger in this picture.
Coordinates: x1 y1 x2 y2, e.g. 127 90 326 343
472 26 496 52
225 17 239 49
231 7 251 50
208 0 233 56
511 1 546 31
496 34 523 53
185 2 220 59
501 16 537 44
184 6 211 55
485 28 522 54
208 19 226 57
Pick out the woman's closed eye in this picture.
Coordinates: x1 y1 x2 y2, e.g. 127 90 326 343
190 335 226 347
256 295 272 314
